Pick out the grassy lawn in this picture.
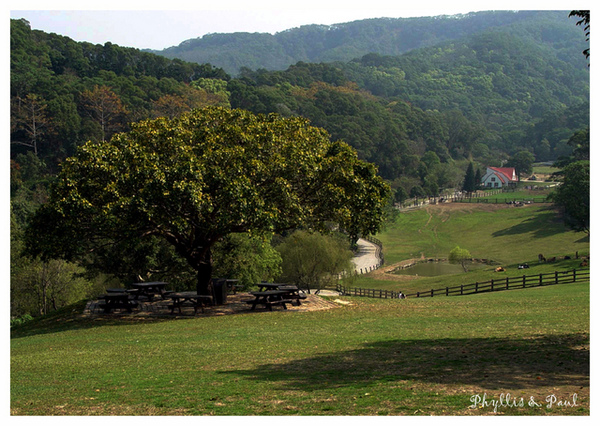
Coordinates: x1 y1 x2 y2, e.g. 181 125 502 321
466 190 551 202
11 281 589 415
360 204 590 294
532 165 561 176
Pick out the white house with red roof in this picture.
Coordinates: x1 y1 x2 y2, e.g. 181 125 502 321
481 167 517 188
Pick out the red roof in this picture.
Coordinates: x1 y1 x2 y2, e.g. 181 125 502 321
489 167 516 182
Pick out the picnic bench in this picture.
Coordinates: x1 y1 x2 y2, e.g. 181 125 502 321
277 285 307 306
167 292 213 315
255 283 307 306
257 282 287 291
130 282 169 301
225 279 244 294
97 292 139 313
245 290 293 311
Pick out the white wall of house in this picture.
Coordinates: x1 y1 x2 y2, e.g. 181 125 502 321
481 172 505 188
481 167 511 188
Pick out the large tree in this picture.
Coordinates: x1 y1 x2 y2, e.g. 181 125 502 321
26 107 390 296
505 150 535 181
551 160 590 234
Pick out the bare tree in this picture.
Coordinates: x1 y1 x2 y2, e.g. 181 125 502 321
11 94 52 155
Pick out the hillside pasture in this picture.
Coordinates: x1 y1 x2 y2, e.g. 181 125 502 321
359 203 589 294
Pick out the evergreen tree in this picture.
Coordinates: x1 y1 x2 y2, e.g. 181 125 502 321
462 162 476 193
474 167 482 189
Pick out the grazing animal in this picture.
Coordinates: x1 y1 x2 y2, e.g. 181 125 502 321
564 256 571 260
538 254 546 263
518 264 530 269
547 257 556 263
580 261 588 267
495 266 505 272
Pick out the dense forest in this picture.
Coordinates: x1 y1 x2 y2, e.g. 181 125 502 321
153 11 587 76
9 11 589 318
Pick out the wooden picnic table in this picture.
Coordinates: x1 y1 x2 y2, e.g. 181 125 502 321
130 282 168 300
276 285 307 306
255 283 307 306
167 292 213 315
97 292 138 313
225 279 243 294
256 282 287 291
245 290 294 311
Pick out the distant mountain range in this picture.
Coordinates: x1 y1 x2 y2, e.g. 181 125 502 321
149 10 587 76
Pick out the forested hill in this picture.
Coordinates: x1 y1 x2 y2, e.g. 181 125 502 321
152 10 586 76
10 13 589 203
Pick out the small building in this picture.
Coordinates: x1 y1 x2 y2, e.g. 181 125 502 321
481 167 517 188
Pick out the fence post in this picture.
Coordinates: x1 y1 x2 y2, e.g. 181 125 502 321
555 271 559 284
475 282 478 293
573 269 577 283
539 273 543 286
523 275 526 288
431 289 434 297
460 285 463 295
446 287 449 296
417 292 420 298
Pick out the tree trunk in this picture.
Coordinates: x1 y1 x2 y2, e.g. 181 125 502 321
194 245 214 300
196 261 212 295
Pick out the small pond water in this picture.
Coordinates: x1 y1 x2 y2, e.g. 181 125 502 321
393 261 487 277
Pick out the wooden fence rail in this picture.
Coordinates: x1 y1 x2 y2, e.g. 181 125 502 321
336 269 589 300
335 284 400 299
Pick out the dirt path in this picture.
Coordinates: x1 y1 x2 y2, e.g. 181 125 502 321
351 238 381 273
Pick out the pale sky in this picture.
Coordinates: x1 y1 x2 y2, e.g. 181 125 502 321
7 0 577 51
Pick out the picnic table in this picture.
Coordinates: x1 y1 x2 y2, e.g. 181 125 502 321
97 292 138 313
167 292 213 315
245 290 297 311
255 283 307 306
225 279 243 294
257 282 287 291
276 285 307 306
130 282 168 300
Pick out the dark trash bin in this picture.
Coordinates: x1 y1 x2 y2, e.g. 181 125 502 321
212 278 227 305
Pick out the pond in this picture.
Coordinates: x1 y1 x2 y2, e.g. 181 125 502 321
393 260 488 277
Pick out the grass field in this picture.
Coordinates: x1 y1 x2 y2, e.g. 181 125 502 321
11 281 589 415
357 203 590 294
532 165 561 177
11 202 590 416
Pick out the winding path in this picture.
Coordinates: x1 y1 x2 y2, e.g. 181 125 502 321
351 238 381 274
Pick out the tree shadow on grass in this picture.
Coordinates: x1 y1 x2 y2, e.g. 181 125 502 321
10 301 175 340
491 209 567 239
220 333 589 391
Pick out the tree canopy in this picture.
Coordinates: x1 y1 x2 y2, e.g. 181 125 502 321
449 246 472 272
26 107 391 294
505 151 535 181
550 161 589 234
276 230 354 294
